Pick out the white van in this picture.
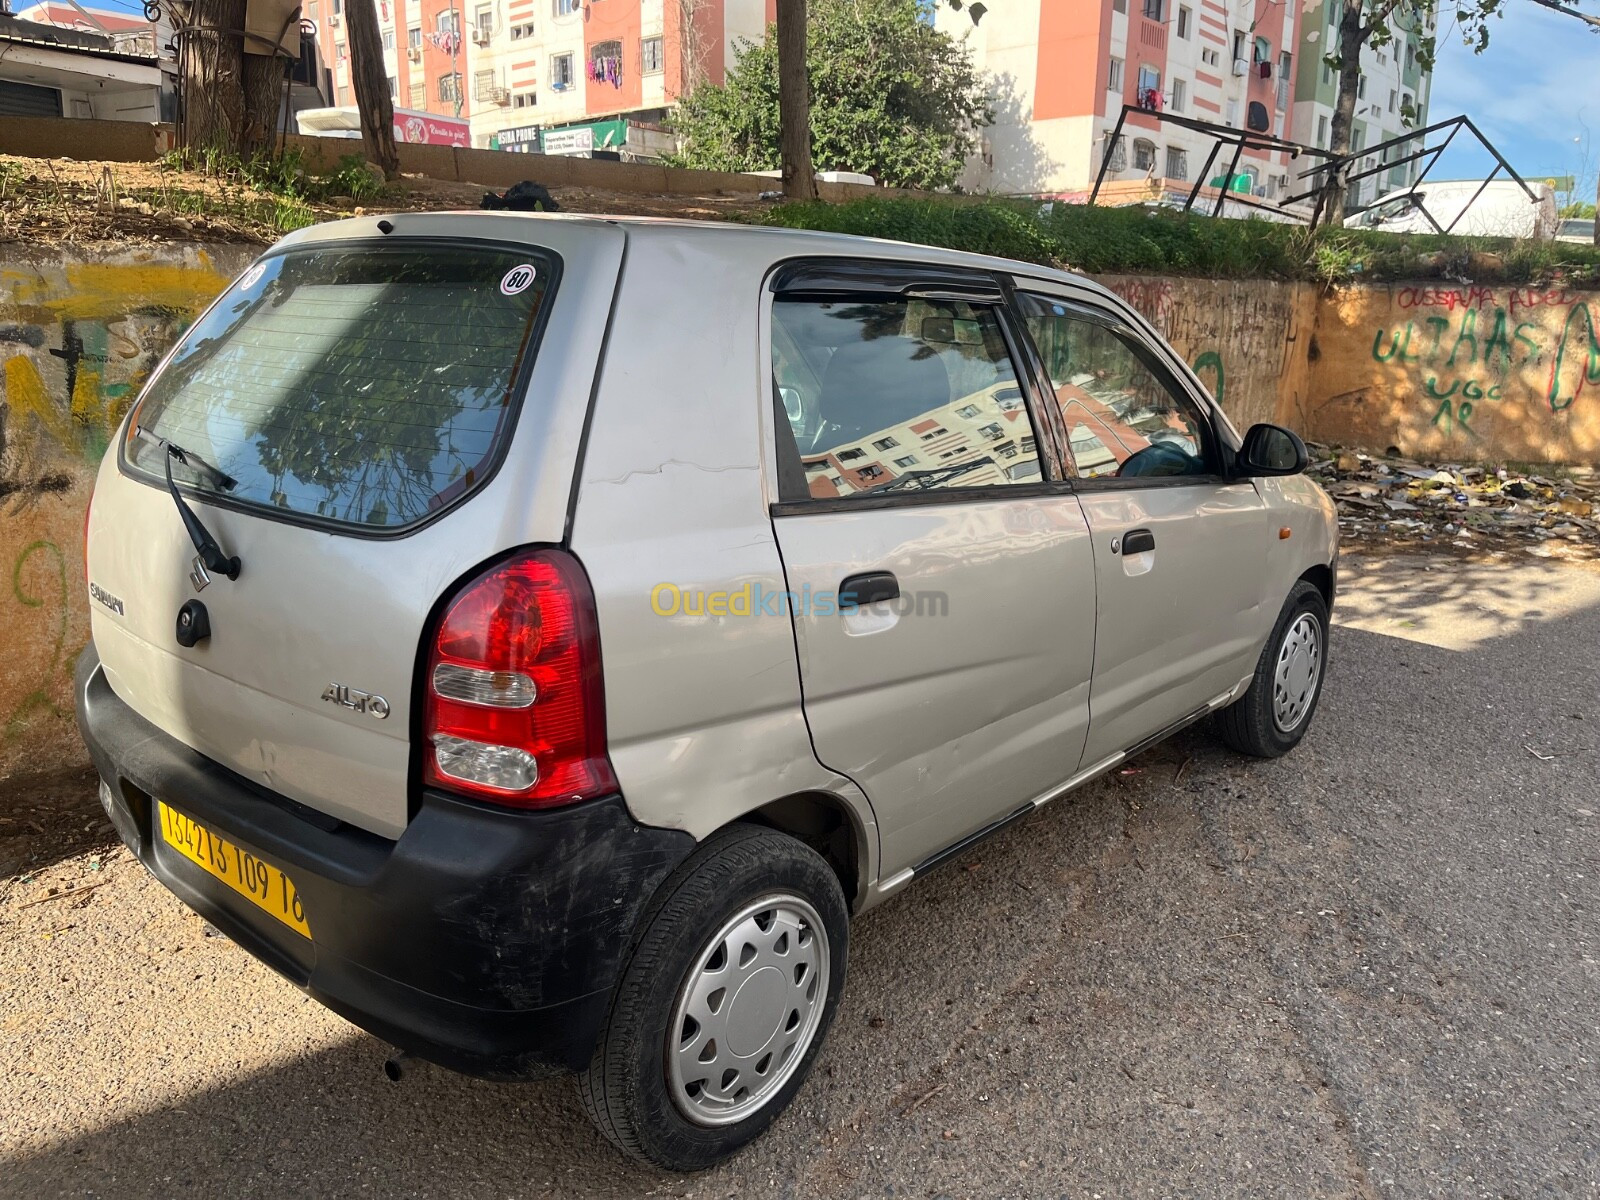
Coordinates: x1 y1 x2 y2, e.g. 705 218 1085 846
1348 179 1558 239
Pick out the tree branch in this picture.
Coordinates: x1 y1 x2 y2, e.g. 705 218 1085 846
1525 0 1600 29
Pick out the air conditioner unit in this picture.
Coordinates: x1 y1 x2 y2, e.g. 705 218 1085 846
1232 57 1248 76
407 46 421 61
472 27 490 44
327 12 340 25
492 86 509 104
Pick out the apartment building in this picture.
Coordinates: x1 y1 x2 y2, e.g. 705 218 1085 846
1292 0 1433 209
308 0 771 154
935 0 1301 200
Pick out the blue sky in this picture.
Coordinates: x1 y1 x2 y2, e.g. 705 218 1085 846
1429 1 1600 198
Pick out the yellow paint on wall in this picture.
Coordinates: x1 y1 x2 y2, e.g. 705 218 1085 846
3 356 73 446
0 255 229 323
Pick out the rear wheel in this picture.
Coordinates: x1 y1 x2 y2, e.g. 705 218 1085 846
1216 578 1329 758
577 825 848 1171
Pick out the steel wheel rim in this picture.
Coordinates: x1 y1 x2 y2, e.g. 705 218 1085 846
1272 612 1322 733
666 893 830 1128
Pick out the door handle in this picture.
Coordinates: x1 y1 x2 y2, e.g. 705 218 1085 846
1117 528 1156 555
839 571 900 608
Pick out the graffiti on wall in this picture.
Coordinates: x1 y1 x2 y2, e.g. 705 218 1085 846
0 251 238 751
1370 286 1600 442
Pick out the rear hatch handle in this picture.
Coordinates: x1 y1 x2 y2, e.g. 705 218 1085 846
135 426 243 582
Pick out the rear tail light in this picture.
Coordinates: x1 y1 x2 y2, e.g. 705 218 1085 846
423 549 618 808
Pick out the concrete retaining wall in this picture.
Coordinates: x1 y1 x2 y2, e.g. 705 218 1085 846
1291 284 1600 463
0 115 893 202
3 238 1597 771
0 243 256 775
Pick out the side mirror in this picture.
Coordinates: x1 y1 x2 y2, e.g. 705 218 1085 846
1237 423 1308 477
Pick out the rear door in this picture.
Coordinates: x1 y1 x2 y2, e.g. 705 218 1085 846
85 220 625 839
766 262 1098 876
1012 285 1270 766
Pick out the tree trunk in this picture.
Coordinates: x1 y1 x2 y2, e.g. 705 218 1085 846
240 53 285 158
776 0 815 201
1322 0 1365 226
174 0 247 156
345 0 400 180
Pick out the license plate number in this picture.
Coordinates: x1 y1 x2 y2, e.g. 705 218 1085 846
157 802 311 938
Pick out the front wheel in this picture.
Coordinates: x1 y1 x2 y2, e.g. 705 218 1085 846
1216 578 1329 758
577 825 849 1171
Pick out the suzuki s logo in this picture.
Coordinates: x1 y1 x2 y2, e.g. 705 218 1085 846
321 683 391 719
88 582 125 617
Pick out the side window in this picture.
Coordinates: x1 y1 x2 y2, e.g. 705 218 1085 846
1017 293 1212 481
772 297 1042 500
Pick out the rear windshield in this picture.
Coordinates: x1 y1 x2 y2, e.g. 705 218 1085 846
124 242 554 531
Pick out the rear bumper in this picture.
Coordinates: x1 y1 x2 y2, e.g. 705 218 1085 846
74 645 695 1080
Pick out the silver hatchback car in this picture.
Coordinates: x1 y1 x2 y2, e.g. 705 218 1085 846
77 214 1337 1170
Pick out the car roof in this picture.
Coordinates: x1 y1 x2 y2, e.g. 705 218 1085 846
278 209 1107 301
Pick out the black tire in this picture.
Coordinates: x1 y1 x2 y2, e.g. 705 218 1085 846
577 824 849 1171
1216 578 1330 758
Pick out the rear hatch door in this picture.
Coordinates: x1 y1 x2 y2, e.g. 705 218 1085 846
85 216 624 839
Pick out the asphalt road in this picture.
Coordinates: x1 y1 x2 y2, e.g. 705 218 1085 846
4 548 1599 1199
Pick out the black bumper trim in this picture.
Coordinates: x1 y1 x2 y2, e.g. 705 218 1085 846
74 645 696 1079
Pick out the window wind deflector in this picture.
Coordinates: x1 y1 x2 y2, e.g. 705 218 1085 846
771 259 1003 299
136 425 242 582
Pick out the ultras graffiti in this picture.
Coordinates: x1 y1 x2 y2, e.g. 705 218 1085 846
1371 286 1600 439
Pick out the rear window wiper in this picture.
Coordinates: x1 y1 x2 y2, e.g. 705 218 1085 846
136 426 242 582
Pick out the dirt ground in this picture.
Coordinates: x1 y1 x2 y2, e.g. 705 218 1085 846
4 549 1600 1197
0 152 772 246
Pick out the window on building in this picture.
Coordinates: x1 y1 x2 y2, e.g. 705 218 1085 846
1142 0 1165 20
436 9 460 34
1102 132 1127 170
837 448 866 461
1108 56 1123 92
1176 5 1190 37
1225 98 1239 127
1165 145 1187 179
872 436 899 450
337 83 349 104
589 39 622 81
335 40 346 60
1322 61 1333 86
474 68 498 100
408 24 421 47
1232 29 1245 62
381 28 394 49
409 80 425 107
330 0 340 12
1132 138 1157 171
1253 35 1271 63
513 91 537 108
475 6 492 34
893 455 918 469
1201 46 1218 67
1136 63 1160 107
510 21 535 38
1358 75 1367 99
1169 77 1185 111
1018 294 1211 480
1389 88 1397 112
642 34 663 73
551 51 574 88
1112 0 1126 11
439 71 461 103
1405 42 1416 72
554 0 579 13
1352 124 1364 152
387 75 397 98
1316 114 1328 147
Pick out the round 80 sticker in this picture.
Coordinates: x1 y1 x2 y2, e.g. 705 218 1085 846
500 264 538 296
238 262 266 291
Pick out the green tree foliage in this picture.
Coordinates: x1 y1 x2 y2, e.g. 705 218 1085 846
669 0 991 191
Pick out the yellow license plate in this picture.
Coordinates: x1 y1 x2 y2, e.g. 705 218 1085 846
157 802 311 938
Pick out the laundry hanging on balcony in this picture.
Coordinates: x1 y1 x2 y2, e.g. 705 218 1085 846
589 53 623 87
427 30 461 56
